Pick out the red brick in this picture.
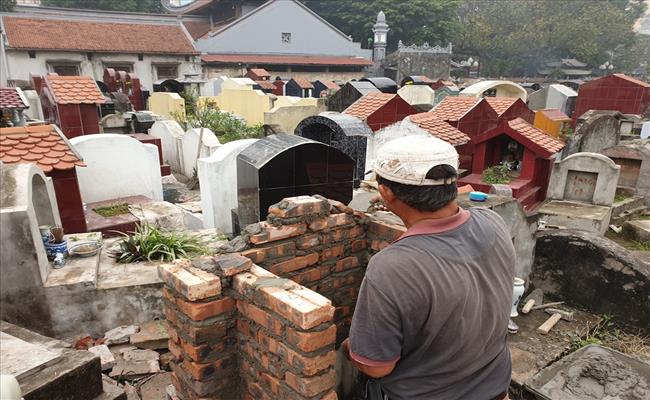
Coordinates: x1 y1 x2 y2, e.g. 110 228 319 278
351 239 368 252
267 196 330 218
236 301 284 335
240 242 296 264
333 256 359 273
213 254 252 276
296 234 320 249
286 325 336 353
321 245 345 261
158 261 221 301
182 353 237 381
249 222 306 244
292 265 331 285
179 338 227 363
370 239 390 251
321 390 339 400
261 372 281 395
269 252 319 275
163 287 235 321
327 198 353 215
368 219 405 242
309 213 354 231
163 306 228 344
285 370 336 397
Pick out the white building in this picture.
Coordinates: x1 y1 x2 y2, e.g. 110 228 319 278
0 5 200 90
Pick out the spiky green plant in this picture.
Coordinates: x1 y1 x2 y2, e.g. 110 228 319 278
110 222 206 263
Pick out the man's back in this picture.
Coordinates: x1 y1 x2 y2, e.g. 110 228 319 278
350 207 515 400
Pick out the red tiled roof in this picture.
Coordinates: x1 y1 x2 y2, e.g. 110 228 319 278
45 75 105 105
408 113 471 146
0 124 85 172
0 87 29 110
292 78 314 89
183 20 212 40
343 92 396 120
428 97 481 121
612 74 650 88
318 80 340 90
255 80 276 90
201 54 373 66
539 109 571 121
484 97 518 116
508 118 565 154
249 68 271 78
2 16 197 55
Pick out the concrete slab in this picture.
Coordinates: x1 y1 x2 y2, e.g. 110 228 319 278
109 348 160 378
97 239 162 290
129 320 169 350
139 372 172 400
624 219 650 242
633 251 650 266
104 325 139 345
508 307 601 387
538 200 612 234
88 345 115 370
128 201 186 232
0 332 62 379
44 232 102 288
86 196 153 237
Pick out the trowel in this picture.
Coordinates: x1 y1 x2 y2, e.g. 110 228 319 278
520 288 543 314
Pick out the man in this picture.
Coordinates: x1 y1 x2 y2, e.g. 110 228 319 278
343 135 515 400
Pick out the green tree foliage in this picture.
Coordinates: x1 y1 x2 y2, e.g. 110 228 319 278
456 0 646 76
0 0 16 12
41 0 164 13
303 0 462 50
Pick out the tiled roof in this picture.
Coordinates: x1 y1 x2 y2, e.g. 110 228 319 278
255 80 276 90
0 87 29 110
0 124 85 172
343 92 395 121
292 78 314 89
2 16 197 55
408 113 471 146
508 118 565 154
539 109 571 121
183 20 212 40
318 80 340 90
46 75 106 105
202 54 372 66
612 73 650 88
429 97 481 121
484 97 518 116
249 68 271 78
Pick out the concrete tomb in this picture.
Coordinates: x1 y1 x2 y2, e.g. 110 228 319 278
70 134 163 203
236 134 354 228
601 139 650 206
147 92 185 119
397 85 437 111
563 110 623 158
327 81 380 112
180 127 221 178
150 120 186 174
295 112 372 187
198 138 259 234
540 152 621 234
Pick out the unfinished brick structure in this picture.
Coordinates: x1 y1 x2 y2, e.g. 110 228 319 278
160 195 407 400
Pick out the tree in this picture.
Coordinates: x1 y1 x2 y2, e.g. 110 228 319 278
303 0 462 50
41 0 164 13
0 0 16 12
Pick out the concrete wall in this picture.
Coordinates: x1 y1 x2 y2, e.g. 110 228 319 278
397 85 436 111
4 49 199 92
150 120 186 174
204 90 272 126
204 67 364 83
198 139 258 234
148 92 185 119
265 103 326 134
195 0 370 58
70 134 163 203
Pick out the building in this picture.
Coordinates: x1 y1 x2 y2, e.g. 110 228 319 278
171 0 373 81
0 5 200 91
285 78 314 98
538 58 593 80
573 74 650 121
384 41 453 84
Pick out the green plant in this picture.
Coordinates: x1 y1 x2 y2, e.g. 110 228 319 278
110 222 206 263
614 192 631 203
482 164 511 184
93 203 130 217
629 240 650 251
568 314 616 351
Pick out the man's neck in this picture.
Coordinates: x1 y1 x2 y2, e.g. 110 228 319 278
398 201 460 229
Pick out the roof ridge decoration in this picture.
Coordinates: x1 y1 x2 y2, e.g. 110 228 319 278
397 41 453 54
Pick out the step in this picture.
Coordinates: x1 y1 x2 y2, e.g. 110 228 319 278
611 195 645 216
0 321 123 400
518 186 542 210
611 205 648 225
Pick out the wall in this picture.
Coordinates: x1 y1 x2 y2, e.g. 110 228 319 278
148 92 185 119
265 104 326 134
70 134 163 203
4 49 200 92
397 85 436 111
204 67 365 84
385 50 450 84
204 90 273 126
195 0 370 58
150 120 186 174
180 128 221 178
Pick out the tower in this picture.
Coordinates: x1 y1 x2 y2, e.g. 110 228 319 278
372 11 388 63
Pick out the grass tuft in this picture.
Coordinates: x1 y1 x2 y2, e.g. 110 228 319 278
93 203 130 218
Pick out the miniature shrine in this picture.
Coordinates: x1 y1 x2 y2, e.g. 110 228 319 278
574 74 650 121
102 68 145 111
0 87 30 127
327 81 380 112
313 80 340 97
244 68 271 81
534 109 573 139
484 97 534 123
285 78 314 98
343 92 417 131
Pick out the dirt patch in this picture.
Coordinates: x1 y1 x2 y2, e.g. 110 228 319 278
535 346 649 400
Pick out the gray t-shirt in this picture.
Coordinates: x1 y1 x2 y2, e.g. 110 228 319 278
350 207 515 400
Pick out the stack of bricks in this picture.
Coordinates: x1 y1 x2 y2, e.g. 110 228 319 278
240 195 367 343
159 250 339 400
366 215 406 256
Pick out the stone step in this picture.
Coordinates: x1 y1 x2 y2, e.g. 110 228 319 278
611 206 648 225
0 321 123 400
623 220 650 242
611 195 645 216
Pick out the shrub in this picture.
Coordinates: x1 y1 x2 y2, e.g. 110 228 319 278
482 164 511 184
110 222 206 263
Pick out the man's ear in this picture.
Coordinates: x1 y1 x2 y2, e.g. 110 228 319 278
378 183 395 203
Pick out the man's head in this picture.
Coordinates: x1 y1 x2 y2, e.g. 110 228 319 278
372 135 459 216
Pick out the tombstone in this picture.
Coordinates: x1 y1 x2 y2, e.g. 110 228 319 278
327 82 380 112
264 102 326 135
397 85 436 111
601 139 650 206
69 134 163 203
540 152 621 234
198 139 259 234
295 112 372 187
147 92 184 119
563 110 623 158
149 120 185 174
180 128 221 178
359 77 398 94
236 134 354 228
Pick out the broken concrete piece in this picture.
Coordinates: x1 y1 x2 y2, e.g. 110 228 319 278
124 382 141 400
88 344 115 370
140 372 172 400
121 348 160 362
610 224 623 233
109 355 160 378
109 344 136 360
130 320 169 350
165 384 179 400
104 325 139 345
